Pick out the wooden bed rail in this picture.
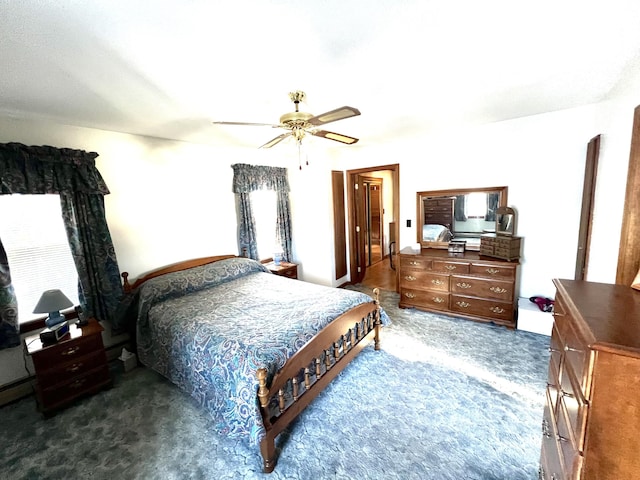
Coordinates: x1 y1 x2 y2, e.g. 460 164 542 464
256 288 381 473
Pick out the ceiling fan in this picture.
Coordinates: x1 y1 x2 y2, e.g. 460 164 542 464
212 91 361 149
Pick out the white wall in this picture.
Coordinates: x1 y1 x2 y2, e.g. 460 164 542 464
0 94 637 388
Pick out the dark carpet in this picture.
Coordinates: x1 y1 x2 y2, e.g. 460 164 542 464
1 287 550 479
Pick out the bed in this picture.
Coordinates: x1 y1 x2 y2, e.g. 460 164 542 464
119 255 390 472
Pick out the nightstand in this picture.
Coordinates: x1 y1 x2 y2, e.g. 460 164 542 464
24 318 112 416
264 261 298 279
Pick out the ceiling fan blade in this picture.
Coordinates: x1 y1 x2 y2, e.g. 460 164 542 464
307 106 361 126
213 121 280 127
259 132 292 149
312 130 359 145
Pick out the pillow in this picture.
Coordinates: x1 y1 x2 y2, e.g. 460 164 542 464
422 224 452 242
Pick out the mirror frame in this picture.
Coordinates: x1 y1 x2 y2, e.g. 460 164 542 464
416 186 509 250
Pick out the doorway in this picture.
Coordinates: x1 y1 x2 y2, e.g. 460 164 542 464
346 164 399 286
363 177 383 266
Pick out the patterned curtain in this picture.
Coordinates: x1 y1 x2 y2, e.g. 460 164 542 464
0 240 19 349
486 193 499 222
454 195 467 222
231 163 292 262
0 143 123 342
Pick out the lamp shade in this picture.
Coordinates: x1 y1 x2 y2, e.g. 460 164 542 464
33 289 73 314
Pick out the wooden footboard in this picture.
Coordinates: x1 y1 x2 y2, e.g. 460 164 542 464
256 288 382 473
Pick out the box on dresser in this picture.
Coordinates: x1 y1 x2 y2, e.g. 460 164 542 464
398 247 519 328
539 279 640 479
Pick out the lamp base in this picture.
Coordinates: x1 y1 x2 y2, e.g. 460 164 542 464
45 311 66 328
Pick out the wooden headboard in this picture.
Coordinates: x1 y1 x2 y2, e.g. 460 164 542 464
121 255 237 293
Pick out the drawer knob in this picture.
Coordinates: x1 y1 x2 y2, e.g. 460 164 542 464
61 346 80 356
433 297 445 304
456 301 470 308
404 275 416 281
564 345 582 353
489 306 505 314
431 279 445 286
560 389 574 399
69 378 86 389
409 261 420 266
444 265 457 271
486 268 500 275
404 292 416 299
489 286 507 294
456 282 472 289
66 362 84 373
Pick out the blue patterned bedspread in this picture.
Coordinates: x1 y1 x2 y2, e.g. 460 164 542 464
134 257 390 445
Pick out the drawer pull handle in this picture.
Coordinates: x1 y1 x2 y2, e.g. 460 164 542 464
433 297 445 304
456 282 472 289
431 279 445 286
560 389 574 399
409 261 420 266
556 434 569 443
66 363 84 373
542 419 551 438
486 268 500 275
490 306 505 314
61 346 80 356
404 292 416 299
548 347 561 353
552 312 564 317
565 345 582 353
489 286 507 294
456 301 470 308
404 275 416 281
444 265 457 271
69 378 86 390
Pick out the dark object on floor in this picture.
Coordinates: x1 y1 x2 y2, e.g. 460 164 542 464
530 296 554 312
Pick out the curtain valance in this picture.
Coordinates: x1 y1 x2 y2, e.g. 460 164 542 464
231 163 289 194
0 142 110 195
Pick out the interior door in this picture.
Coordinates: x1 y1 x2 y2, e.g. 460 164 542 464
363 178 384 266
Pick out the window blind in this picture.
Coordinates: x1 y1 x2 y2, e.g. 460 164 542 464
0 194 79 323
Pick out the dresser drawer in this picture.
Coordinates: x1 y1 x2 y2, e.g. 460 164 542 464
469 263 516 280
39 364 112 410
450 295 513 321
399 288 449 311
31 333 104 371
556 393 585 474
37 350 108 389
400 271 449 292
541 389 566 480
559 360 588 452
432 260 469 275
450 275 513 301
400 256 432 270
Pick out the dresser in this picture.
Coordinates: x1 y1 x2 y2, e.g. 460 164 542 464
422 197 455 231
25 318 112 416
540 279 640 479
398 247 518 328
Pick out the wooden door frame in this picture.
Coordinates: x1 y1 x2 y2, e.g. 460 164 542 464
346 164 399 285
616 105 640 285
361 176 384 266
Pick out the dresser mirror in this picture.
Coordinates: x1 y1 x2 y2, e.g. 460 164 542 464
495 206 516 236
416 186 508 250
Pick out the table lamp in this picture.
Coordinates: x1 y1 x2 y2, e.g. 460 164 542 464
33 289 73 327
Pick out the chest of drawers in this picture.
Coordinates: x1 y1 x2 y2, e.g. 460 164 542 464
540 279 640 479
398 247 518 328
25 319 112 416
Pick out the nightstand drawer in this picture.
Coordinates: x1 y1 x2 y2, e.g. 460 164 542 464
31 333 104 371
37 350 108 389
39 365 112 410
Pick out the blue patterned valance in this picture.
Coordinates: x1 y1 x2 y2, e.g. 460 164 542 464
231 163 289 193
0 142 109 195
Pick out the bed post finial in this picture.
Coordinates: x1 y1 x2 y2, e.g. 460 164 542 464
373 287 381 351
122 272 131 294
257 368 269 409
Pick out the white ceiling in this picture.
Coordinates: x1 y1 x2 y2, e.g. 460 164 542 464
2 0 640 148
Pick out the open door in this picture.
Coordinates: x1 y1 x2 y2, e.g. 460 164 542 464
575 135 600 280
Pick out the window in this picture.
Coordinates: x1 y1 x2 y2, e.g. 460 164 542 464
465 192 488 218
251 189 279 260
0 195 79 324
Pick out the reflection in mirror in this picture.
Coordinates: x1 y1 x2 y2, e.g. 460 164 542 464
417 186 508 250
496 206 516 236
